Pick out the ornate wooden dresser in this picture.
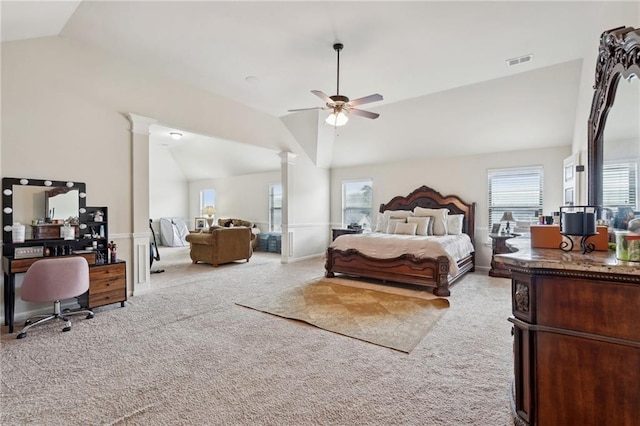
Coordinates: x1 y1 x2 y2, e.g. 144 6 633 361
497 247 640 426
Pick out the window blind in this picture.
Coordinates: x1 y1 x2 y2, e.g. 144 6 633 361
603 162 637 211
488 166 543 231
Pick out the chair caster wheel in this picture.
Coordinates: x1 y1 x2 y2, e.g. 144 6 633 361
17 332 27 339
86 313 94 319
62 326 71 332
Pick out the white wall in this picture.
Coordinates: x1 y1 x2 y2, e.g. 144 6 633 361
330 145 571 270
189 170 281 232
288 154 331 259
149 142 189 224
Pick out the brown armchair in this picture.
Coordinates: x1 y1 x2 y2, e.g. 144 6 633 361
185 227 255 267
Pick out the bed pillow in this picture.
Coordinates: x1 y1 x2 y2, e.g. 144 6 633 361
386 218 406 234
394 222 418 235
447 214 464 235
413 207 449 236
375 210 413 232
374 212 385 232
407 216 431 236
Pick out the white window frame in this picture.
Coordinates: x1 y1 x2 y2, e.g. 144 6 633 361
199 189 215 216
269 184 282 232
603 160 638 212
488 166 543 236
341 179 373 230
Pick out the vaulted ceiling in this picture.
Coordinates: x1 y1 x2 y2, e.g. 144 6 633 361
2 1 638 179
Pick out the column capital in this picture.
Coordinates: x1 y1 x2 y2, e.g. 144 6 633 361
279 151 297 165
126 113 157 135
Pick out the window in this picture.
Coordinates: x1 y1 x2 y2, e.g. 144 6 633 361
603 161 638 212
269 184 282 232
199 189 215 215
342 180 373 230
488 167 543 233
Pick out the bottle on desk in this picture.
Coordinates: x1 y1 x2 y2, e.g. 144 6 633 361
109 241 117 263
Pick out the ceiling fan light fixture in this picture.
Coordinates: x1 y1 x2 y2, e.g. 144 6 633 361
326 111 348 127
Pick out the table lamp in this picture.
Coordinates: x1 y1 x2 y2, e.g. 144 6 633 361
203 205 216 227
501 211 516 235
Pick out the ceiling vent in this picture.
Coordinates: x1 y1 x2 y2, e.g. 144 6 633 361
506 54 533 67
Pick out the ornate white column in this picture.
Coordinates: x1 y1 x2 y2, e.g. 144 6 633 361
126 113 157 294
279 152 297 264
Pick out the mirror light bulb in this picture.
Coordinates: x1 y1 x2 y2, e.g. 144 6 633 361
66 182 74 187
3 189 12 196
19 179 29 185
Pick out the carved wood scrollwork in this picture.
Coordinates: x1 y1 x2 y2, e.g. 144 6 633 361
587 26 640 206
514 282 529 312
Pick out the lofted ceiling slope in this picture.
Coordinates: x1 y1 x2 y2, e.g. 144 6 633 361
2 1 639 177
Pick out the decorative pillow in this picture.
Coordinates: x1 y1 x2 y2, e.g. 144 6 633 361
447 214 464 235
407 216 431 236
378 210 413 233
413 207 449 236
374 212 385 233
394 222 418 235
386 218 406 234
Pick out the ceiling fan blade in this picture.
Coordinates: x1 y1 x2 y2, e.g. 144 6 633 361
347 93 383 107
288 107 323 112
311 90 334 105
347 108 380 119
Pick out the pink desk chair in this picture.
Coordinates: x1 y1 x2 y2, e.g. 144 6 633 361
17 256 94 339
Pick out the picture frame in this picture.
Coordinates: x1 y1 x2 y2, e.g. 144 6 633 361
491 223 502 234
195 217 207 230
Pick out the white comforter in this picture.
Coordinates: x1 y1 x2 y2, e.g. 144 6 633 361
330 232 475 276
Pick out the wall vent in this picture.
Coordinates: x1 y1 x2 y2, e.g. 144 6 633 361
506 54 533 67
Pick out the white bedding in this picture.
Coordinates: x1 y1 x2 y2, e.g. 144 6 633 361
330 232 475 276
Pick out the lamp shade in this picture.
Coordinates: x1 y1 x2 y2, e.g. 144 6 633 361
500 211 516 222
203 205 216 216
325 111 348 126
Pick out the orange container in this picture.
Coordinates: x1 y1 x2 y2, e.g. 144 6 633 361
530 225 608 251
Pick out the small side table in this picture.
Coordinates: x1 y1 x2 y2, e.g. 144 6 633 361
489 233 520 278
332 228 363 241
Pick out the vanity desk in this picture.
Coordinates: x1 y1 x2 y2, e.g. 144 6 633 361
496 247 639 426
2 177 126 334
2 254 127 333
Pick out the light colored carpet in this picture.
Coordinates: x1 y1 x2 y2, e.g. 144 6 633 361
237 278 449 353
0 247 513 425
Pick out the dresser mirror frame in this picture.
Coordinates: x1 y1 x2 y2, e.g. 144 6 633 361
2 177 87 245
587 26 640 207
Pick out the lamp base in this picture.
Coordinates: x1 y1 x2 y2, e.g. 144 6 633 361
206 217 214 227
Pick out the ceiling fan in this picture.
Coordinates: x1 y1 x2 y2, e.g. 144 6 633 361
288 43 383 126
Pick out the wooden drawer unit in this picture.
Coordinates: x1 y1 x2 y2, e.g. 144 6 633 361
83 261 126 309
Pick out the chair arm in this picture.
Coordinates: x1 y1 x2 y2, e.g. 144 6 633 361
185 232 213 245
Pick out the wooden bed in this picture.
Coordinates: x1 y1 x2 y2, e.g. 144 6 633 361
325 185 476 296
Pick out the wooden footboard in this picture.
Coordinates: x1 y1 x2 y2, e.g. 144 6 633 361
325 247 473 297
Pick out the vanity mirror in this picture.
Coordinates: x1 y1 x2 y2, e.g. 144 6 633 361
587 26 640 227
2 177 87 246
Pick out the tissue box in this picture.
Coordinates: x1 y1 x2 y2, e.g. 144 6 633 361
530 225 608 250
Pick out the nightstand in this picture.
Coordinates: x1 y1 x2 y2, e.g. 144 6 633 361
332 228 363 241
488 233 520 278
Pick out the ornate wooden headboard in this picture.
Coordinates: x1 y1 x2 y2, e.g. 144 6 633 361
379 185 476 246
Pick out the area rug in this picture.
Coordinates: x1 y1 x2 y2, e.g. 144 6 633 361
236 278 449 353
